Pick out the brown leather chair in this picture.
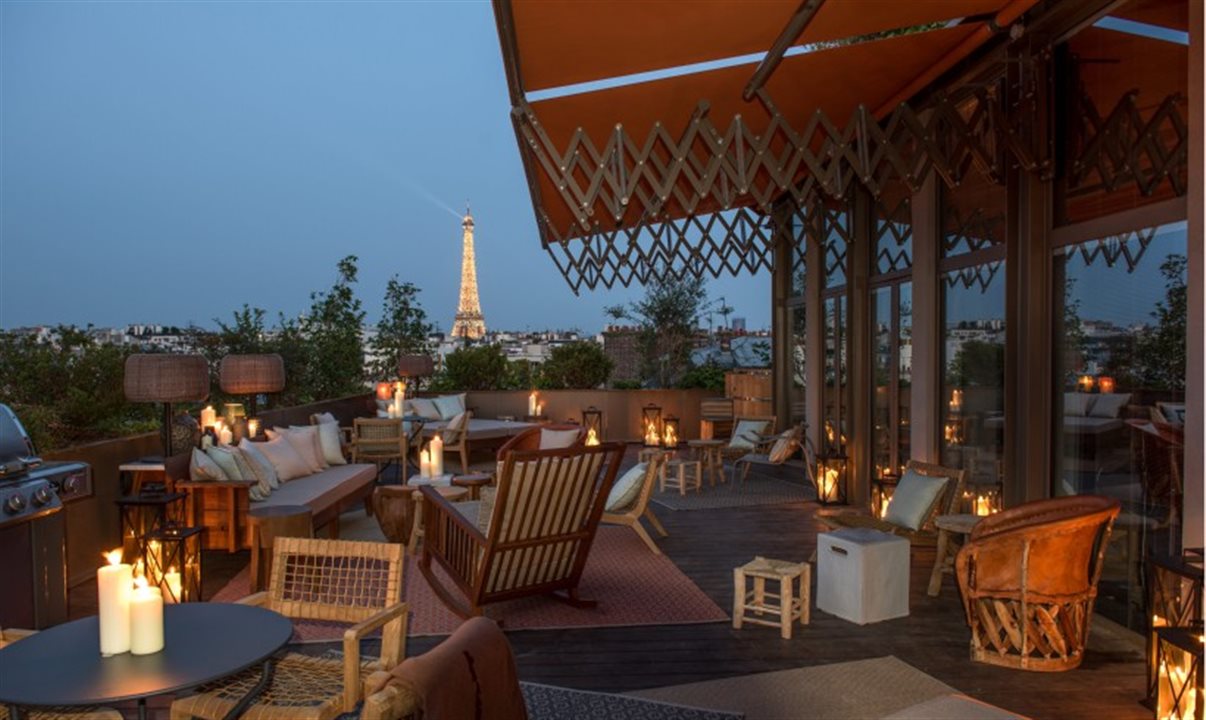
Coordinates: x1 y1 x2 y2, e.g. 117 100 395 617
956 495 1120 671
495 423 585 460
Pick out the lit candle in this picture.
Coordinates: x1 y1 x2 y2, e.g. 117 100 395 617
1078 375 1095 392
129 576 164 655
247 418 261 438
528 392 537 416
163 566 182 604
949 389 963 412
97 549 132 656
585 427 600 446
420 448 431 479
430 436 444 477
975 495 991 516
200 405 217 429
821 468 840 501
217 422 233 446
1098 376 1116 394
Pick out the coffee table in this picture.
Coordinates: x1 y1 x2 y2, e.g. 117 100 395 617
0 603 291 720
926 513 983 596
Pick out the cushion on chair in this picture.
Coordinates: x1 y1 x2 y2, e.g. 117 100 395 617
539 427 580 450
1088 392 1131 419
768 431 798 464
434 394 467 420
728 419 770 450
294 423 346 466
255 436 312 482
605 463 647 512
883 469 949 531
190 448 229 482
407 398 442 420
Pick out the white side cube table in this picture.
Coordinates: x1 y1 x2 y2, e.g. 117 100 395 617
816 527 909 625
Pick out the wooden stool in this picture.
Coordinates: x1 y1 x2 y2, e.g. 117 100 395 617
687 440 724 486
452 472 492 500
408 485 469 556
733 556 811 639
247 505 312 592
661 459 702 496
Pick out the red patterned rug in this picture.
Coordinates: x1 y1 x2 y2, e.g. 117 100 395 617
212 526 728 639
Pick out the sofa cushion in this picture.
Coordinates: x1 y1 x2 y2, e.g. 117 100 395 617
190 448 228 482
295 422 346 467
256 436 312 482
1063 392 1095 416
434 394 466 420
205 446 246 481
237 439 277 496
407 398 441 420
1089 392 1131 419
250 464 376 517
268 426 327 473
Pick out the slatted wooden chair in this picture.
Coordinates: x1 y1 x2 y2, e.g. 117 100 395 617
0 629 122 720
719 415 777 481
956 495 1120 671
437 410 473 475
170 537 407 720
814 459 966 547
601 454 670 554
419 442 624 618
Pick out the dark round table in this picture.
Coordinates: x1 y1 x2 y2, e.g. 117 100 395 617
0 603 292 720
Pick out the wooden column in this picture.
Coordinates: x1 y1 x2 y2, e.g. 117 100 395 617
805 203 825 456
909 173 941 463
1185 0 1205 550
771 203 794 430
847 186 873 507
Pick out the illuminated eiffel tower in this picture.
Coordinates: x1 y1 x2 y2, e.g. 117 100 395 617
451 205 486 340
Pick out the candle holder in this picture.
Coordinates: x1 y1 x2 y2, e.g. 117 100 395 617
1148 551 1205 705
662 415 681 448
116 492 187 564
143 526 203 603
871 473 899 519
642 404 663 447
582 407 603 446
815 450 848 506
1153 626 1204 720
375 381 394 401
1098 376 1116 394
963 482 1003 516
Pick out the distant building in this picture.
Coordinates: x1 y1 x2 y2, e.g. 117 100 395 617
731 317 746 332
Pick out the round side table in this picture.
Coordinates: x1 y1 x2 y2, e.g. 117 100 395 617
927 513 983 597
452 472 492 500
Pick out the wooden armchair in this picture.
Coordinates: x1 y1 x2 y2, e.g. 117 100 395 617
719 416 777 480
495 423 586 459
170 537 407 720
815 459 965 546
734 423 806 484
419 442 624 618
956 495 1120 671
350 417 406 477
438 410 472 475
601 454 670 554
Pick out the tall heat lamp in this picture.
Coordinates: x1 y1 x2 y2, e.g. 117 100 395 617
219 354 285 418
124 354 210 457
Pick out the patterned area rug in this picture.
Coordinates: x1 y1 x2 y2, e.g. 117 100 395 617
652 474 816 511
523 682 742 720
212 518 727 639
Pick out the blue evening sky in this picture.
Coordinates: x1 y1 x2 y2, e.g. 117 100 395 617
0 1 769 334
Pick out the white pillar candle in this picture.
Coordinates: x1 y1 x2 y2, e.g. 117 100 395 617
129 577 164 655
200 405 217 429
218 425 233 446
430 436 444 477
97 549 132 656
528 392 537 416
163 567 182 604
420 449 431 478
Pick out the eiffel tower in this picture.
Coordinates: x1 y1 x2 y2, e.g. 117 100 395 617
451 205 486 340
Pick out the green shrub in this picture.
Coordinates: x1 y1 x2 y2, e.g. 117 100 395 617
540 342 613 389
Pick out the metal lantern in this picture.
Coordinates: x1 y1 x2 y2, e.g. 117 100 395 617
871 473 898 519
1154 626 1204 720
662 415 681 448
963 482 1004 517
815 450 848 505
117 492 187 564
582 407 603 446
1148 552 1205 705
143 526 203 603
642 404 663 447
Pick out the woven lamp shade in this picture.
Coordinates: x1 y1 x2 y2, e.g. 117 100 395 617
219 354 286 394
397 354 435 378
124 354 210 403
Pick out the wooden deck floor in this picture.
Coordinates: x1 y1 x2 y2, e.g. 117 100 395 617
69 454 1150 720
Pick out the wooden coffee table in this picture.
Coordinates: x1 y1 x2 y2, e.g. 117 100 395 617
927 513 983 596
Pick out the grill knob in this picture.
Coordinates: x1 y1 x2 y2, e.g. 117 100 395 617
32 487 53 507
5 494 26 514
62 475 79 494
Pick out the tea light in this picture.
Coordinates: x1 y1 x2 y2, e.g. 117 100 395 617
129 576 164 655
97 548 132 656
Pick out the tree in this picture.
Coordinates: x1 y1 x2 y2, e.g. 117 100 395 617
432 345 509 391
606 273 707 387
371 277 433 380
947 339 1005 388
540 342 613 389
298 256 367 401
1134 254 1187 391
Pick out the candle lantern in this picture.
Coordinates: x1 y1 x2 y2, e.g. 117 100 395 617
641 404 663 447
1154 626 1204 720
1098 376 1117 394
815 450 848 505
1078 374 1095 393
375 382 394 401
871 473 898 519
223 402 246 426
582 407 603 446
116 492 187 564
1148 552 1205 705
963 482 1003 516
143 526 203 603
662 415 681 448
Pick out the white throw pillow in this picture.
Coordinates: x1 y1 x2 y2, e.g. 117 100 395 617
728 419 770 450
883 469 949 531
406 398 441 420
238 439 280 491
190 448 228 482
433 394 466 420
1063 392 1095 416
768 431 797 464
295 423 346 466
441 412 469 442
256 436 312 482
1089 393 1131 419
314 411 338 425
205 446 247 481
539 427 580 450
605 463 648 513
268 426 327 473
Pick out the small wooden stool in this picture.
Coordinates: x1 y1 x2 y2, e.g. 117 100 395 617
452 472 492 500
409 485 469 555
687 440 725 486
248 505 313 592
661 459 702 496
733 556 811 639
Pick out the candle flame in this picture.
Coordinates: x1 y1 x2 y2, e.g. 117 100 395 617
663 424 678 447
585 427 600 446
134 576 148 590
103 548 123 566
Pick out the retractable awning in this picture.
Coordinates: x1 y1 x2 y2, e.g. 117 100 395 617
493 0 1041 290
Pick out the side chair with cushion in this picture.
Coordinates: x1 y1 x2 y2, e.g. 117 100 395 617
956 495 1120 672
420 442 624 618
170 537 407 720
439 410 473 474
495 423 586 459
350 417 407 479
733 423 806 484
815 460 966 547
601 454 670 554
719 416 777 480
361 617 527 720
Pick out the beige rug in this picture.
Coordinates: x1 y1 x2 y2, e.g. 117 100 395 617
629 657 966 720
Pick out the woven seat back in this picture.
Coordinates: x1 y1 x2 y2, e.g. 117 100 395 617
267 537 404 624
